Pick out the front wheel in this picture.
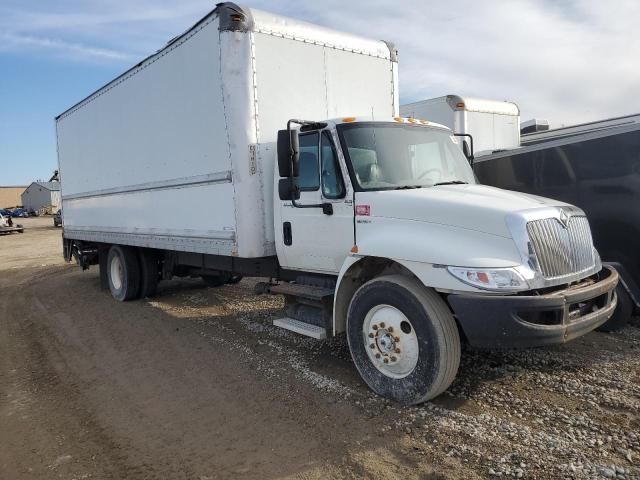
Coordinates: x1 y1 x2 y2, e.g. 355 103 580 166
597 285 632 332
347 275 461 405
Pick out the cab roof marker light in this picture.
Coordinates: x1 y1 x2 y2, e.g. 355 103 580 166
407 118 417 123
342 117 356 122
393 117 403 122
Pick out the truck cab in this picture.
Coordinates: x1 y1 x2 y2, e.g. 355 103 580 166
273 116 618 403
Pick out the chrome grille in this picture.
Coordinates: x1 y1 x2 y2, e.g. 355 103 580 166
526 216 595 279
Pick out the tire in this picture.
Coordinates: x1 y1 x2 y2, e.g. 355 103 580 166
227 275 243 284
346 275 461 405
138 249 159 298
597 285 632 332
106 245 140 301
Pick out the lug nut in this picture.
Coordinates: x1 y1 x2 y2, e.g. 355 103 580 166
391 356 397 362
380 322 385 328
387 326 394 333
394 336 400 342
375 353 381 359
372 324 379 330
383 358 389 364
395 348 401 354
368 332 374 338
369 343 375 349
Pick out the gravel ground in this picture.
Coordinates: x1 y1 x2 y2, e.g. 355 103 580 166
1 217 639 479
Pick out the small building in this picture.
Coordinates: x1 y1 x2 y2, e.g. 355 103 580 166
21 181 61 212
0 186 28 208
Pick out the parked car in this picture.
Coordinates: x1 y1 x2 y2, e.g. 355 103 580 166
11 208 29 218
54 209 62 227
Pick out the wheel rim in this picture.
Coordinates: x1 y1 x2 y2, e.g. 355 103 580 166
110 254 124 291
362 304 419 379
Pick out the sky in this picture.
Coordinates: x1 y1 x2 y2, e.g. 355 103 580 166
1 0 638 185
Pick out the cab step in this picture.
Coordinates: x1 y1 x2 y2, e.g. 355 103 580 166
269 283 334 301
273 317 327 339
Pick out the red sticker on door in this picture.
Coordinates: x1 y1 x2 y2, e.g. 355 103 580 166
355 205 370 216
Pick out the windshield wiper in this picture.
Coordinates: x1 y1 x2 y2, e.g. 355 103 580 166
394 185 423 190
433 180 468 186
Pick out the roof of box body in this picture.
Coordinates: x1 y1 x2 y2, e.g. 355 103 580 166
56 2 396 121
403 95 520 116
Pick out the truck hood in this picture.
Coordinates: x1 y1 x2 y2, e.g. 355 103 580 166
356 184 570 238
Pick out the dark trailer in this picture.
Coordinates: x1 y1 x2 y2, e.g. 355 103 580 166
474 114 640 330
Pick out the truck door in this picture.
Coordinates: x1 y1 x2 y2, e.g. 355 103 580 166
277 130 353 274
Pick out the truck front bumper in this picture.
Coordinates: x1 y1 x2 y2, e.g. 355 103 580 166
448 266 618 348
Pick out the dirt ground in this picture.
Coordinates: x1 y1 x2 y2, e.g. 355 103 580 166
1 217 638 480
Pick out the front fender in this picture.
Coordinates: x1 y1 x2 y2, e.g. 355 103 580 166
332 220 522 335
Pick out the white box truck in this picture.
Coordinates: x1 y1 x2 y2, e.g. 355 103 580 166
400 95 520 156
57 3 618 404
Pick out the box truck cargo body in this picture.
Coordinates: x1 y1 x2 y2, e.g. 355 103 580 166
57 4 398 259
400 95 520 156
57 4 617 404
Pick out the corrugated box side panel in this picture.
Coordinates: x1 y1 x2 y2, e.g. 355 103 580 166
57 17 241 255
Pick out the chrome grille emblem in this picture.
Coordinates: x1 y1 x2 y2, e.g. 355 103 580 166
558 209 570 228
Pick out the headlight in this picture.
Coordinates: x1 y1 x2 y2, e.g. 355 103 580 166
447 266 528 291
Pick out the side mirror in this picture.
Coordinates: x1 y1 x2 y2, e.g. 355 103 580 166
277 129 300 177
278 178 300 201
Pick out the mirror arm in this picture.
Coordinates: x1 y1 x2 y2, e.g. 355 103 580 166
291 196 333 215
454 133 475 166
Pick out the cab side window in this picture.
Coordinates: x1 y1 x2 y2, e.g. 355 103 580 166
297 133 320 191
321 132 346 199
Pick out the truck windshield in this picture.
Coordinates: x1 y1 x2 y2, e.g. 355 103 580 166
337 123 476 191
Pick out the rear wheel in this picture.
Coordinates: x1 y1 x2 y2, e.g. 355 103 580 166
138 249 160 298
347 275 461 405
597 285 632 332
99 249 109 290
107 245 140 301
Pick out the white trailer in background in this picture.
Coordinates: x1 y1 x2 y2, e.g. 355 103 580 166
56 4 617 404
400 95 520 156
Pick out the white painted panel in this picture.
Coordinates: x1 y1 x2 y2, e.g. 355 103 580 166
324 49 394 119
57 17 230 197
63 183 236 238
253 33 327 141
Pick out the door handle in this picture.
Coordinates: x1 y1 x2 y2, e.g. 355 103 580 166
283 222 292 246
